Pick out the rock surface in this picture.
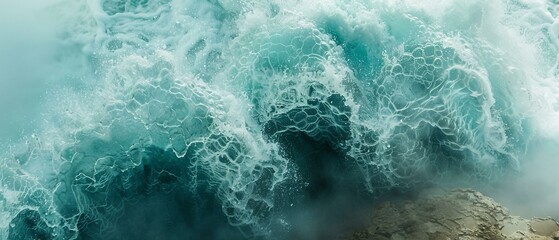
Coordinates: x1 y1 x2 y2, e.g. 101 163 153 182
347 189 559 240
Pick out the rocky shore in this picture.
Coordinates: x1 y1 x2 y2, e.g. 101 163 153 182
346 189 559 240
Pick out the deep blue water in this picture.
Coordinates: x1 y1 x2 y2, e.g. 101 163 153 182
1 0 559 239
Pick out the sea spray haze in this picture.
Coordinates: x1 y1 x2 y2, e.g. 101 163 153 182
0 0 558 239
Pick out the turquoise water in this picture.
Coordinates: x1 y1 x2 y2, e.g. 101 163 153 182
1 0 559 239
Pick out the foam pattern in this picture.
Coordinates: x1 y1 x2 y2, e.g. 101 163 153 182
348 40 527 190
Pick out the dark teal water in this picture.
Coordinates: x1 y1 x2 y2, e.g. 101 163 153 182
1 0 559 239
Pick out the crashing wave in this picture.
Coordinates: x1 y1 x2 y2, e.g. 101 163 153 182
1 0 558 239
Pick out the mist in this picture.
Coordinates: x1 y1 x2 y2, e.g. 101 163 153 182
491 136 559 220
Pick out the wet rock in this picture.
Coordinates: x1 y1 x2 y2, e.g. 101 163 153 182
346 189 559 240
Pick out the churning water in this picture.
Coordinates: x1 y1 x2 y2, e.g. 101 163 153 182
1 0 559 239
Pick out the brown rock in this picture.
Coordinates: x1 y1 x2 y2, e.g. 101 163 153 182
346 189 559 240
